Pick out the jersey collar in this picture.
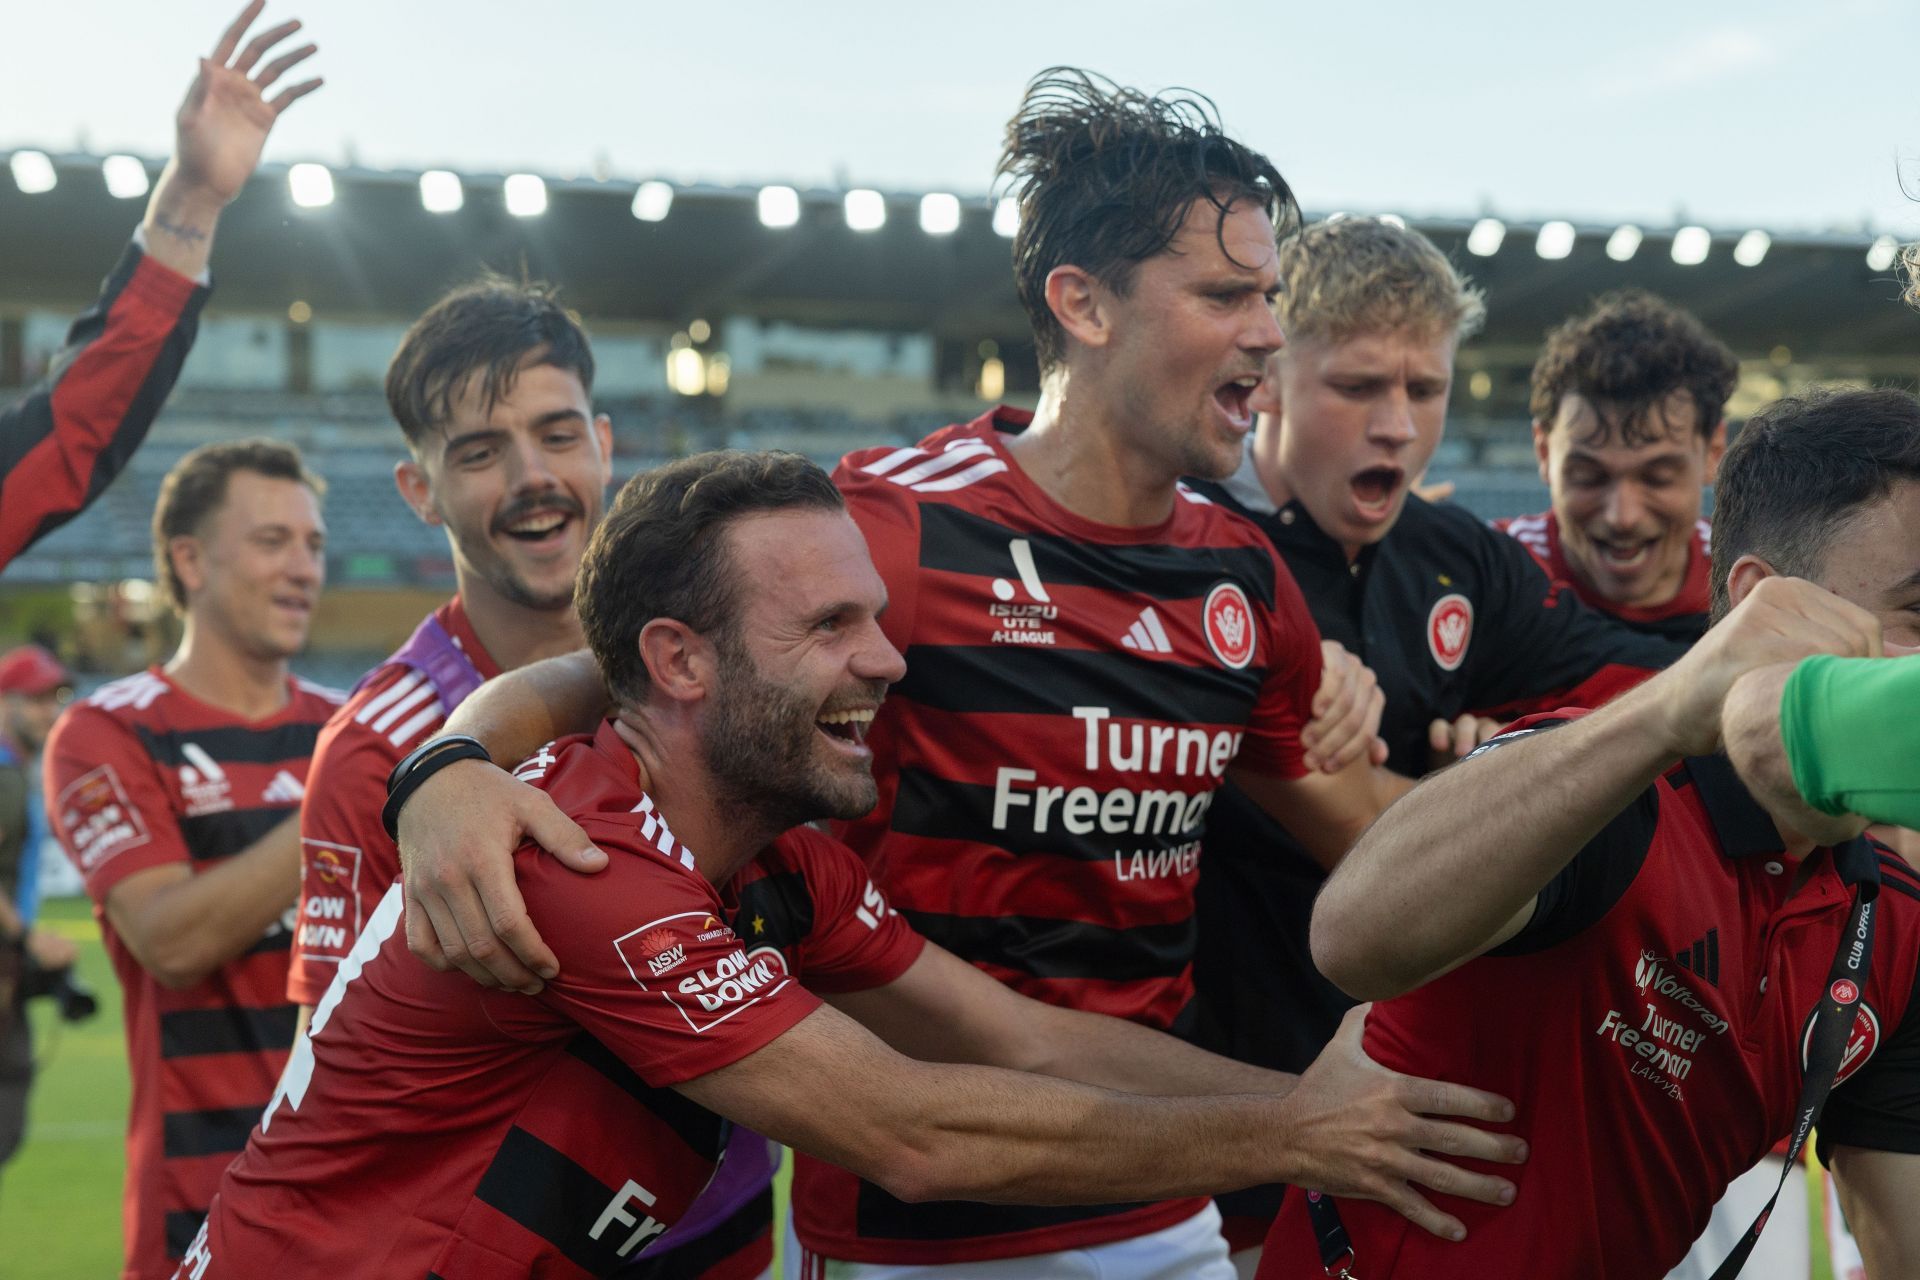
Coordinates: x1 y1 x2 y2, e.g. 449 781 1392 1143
1684 752 1882 888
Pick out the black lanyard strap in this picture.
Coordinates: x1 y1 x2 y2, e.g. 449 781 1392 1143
1304 884 1877 1280
1708 885 1876 1280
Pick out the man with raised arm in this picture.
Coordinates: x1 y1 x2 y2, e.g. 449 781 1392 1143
180 451 1524 1280
381 69 1411 1277
44 441 340 1279
0 1 321 572
1258 388 1920 1278
288 277 774 1277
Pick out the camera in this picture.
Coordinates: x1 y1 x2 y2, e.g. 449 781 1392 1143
18 948 98 1023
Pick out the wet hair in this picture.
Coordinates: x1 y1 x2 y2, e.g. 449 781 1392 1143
1530 290 1738 448
1709 387 1920 619
1274 216 1485 345
576 451 846 706
152 439 324 611
385 273 594 451
1000 67 1297 372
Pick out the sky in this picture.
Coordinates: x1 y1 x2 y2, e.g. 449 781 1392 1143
5 0 1920 236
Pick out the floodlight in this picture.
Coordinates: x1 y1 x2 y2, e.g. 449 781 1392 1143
1535 221 1575 260
758 185 800 228
504 173 547 217
288 163 334 208
1733 229 1770 267
1670 226 1711 265
632 180 673 222
419 170 463 213
844 189 886 231
1465 218 1505 256
1867 234 1900 272
10 151 55 194
1605 225 1643 262
992 196 1019 238
102 155 149 199
920 192 961 235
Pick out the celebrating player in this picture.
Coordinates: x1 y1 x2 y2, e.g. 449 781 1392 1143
178 451 1524 1280
0 1 321 574
43 441 340 1278
1262 387 1920 1277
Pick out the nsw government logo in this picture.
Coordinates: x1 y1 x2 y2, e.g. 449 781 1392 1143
638 927 687 978
1426 593 1473 671
1202 582 1255 670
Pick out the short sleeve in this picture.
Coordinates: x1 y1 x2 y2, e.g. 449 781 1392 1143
521 818 822 1088
834 455 923 655
1818 963 1920 1162
44 705 190 903
781 829 925 994
290 714 400 1005
1469 715 1661 955
1235 553 1323 780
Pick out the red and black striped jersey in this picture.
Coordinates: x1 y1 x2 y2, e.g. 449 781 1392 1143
792 409 1324 1264
42 667 342 1279
0 243 207 571
288 597 499 1006
1496 509 1711 644
181 721 923 1280
1260 720 1920 1280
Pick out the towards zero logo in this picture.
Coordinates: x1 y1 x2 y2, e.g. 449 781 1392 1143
1203 583 1256 669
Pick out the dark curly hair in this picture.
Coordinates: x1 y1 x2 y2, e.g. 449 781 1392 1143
1529 290 1738 447
999 68 1297 373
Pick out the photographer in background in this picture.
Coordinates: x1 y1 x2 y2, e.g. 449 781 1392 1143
0 645 90 1181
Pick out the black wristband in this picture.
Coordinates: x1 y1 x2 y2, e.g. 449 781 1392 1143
382 735 492 842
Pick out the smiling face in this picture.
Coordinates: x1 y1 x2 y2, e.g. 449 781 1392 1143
1092 197 1284 485
398 357 612 615
173 471 327 661
1253 325 1455 556
1537 390 1724 609
697 508 906 831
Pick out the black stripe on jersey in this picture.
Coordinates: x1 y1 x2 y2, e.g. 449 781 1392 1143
1879 853 1920 890
902 908 1193 982
894 644 1264 725
564 1035 730 1158
917 503 1278 608
475 1125 671 1275
244 925 293 956
732 870 814 952
1879 866 1920 906
132 720 322 769
890 767 1203 862
178 806 294 863
161 1106 258 1159
856 1178 1153 1243
159 1004 298 1059
165 1209 207 1260
616 1187 773 1280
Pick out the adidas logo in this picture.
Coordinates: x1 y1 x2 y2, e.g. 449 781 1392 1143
262 770 305 805
1120 606 1173 655
1675 928 1720 988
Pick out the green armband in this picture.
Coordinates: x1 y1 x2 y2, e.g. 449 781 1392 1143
1781 655 1920 827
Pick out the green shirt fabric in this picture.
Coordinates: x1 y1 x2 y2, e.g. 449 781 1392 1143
1782 655 1920 826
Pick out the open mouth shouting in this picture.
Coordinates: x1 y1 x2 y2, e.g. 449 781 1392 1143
815 706 877 757
1349 464 1406 523
1213 374 1262 432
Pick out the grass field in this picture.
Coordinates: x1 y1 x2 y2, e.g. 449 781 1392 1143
0 897 1836 1279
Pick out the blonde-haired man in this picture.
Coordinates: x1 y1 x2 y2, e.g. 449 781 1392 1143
1189 216 1686 1273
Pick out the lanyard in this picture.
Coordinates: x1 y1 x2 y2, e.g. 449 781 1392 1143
1304 884 1878 1280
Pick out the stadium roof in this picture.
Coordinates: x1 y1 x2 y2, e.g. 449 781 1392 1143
3 150 1917 368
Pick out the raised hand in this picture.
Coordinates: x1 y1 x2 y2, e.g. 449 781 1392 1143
172 0 323 206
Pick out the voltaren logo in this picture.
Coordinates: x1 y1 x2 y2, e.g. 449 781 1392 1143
1120 606 1174 655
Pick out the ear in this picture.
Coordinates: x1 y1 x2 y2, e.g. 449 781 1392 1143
636 619 716 705
1532 420 1552 487
1725 553 1778 611
168 534 207 600
1702 419 1729 486
1043 264 1110 355
592 413 614 468
394 459 441 526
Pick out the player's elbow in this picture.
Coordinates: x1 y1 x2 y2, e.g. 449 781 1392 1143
860 1143 952 1204
1310 894 1414 1003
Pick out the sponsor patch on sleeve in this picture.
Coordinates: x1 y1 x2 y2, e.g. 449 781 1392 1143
56 764 151 872
297 840 365 965
615 911 793 1033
